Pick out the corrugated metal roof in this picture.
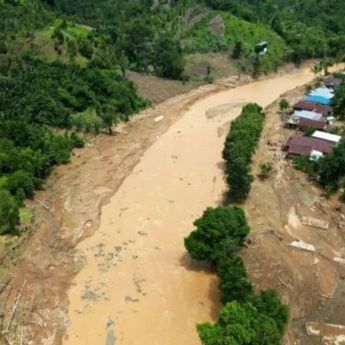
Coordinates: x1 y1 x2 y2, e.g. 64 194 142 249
304 95 331 106
298 118 327 130
293 110 324 121
309 87 334 99
293 101 332 115
325 77 342 89
287 135 333 155
311 130 341 143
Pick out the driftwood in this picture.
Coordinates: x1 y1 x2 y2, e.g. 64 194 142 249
36 199 50 211
4 279 27 333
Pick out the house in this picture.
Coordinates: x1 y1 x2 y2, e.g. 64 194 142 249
304 95 331 106
293 101 332 116
284 135 333 157
292 110 324 121
325 77 342 90
311 130 342 144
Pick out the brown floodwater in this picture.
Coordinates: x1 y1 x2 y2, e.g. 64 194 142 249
63 68 319 345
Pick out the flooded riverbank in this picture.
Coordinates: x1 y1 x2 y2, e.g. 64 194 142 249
63 67 319 345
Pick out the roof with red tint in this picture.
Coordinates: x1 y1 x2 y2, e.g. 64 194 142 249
286 135 333 155
298 118 327 130
325 77 342 88
293 101 332 116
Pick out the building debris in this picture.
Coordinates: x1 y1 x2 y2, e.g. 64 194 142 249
301 216 329 230
333 257 345 264
290 240 316 252
306 322 345 345
154 115 164 123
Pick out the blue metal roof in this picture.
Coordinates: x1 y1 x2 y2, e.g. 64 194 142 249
308 87 334 100
304 95 331 106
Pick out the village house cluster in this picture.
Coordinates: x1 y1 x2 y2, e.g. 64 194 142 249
283 75 343 160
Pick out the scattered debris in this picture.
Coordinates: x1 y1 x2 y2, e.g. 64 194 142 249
290 240 316 252
81 289 98 301
154 115 164 123
4 279 27 333
125 296 138 303
106 319 114 328
302 216 329 230
106 329 116 345
333 257 345 264
306 322 345 345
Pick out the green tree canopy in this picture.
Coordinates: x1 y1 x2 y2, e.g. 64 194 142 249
0 189 19 235
184 206 250 264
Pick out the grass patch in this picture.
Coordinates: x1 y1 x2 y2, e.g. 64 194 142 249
19 207 34 225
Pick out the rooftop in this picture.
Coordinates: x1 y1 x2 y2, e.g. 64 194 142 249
308 87 334 100
311 130 342 144
304 95 331 106
293 101 332 115
293 110 324 121
325 77 342 89
298 118 327 130
286 135 333 155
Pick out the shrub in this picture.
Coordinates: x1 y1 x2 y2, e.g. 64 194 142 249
0 189 19 235
303 126 316 136
258 162 273 179
279 99 289 111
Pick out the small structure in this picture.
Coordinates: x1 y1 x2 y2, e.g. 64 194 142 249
325 77 342 90
304 95 331 106
310 150 324 161
255 41 268 55
284 135 334 157
293 100 332 116
311 130 342 144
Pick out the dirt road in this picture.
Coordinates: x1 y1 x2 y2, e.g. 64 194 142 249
62 68 319 345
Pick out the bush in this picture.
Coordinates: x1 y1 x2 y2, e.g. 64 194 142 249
217 255 253 303
184 206 250 264
279 99 289 111
198 301 283 345
303 126 316 136
258 162 273 179
293 155 315 174
0 189 19 235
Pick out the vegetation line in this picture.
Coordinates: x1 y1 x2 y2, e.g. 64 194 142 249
223 103 265 202
184 103 288 345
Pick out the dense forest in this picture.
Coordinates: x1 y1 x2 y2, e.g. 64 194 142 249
1 0 345 233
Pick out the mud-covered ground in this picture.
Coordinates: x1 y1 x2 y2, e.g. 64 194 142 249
1 63 344 345
0 74 247 345
243 86 345 345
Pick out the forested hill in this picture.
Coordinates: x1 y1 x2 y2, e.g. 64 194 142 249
0 0 345 235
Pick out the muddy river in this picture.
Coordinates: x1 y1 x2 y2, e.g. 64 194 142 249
63 68 317 345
